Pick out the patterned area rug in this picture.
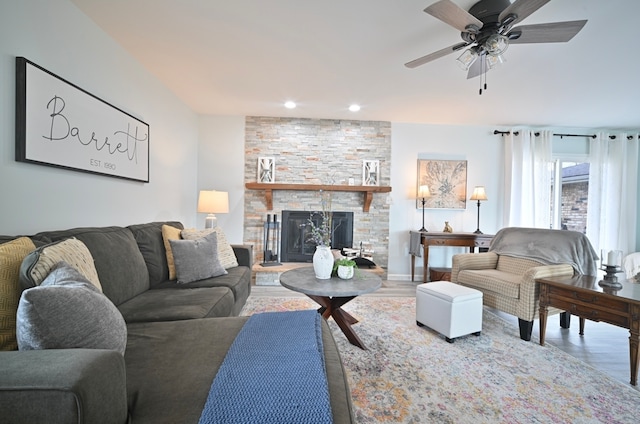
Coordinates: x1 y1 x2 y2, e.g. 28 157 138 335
241 296 640 423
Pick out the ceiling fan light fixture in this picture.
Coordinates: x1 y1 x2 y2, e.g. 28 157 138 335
486 53 506 69
484 33 509 56
456 48 478 71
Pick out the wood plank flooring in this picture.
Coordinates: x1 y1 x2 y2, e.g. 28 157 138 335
251 279 639 391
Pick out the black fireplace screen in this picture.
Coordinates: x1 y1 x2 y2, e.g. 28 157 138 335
280 210 353 262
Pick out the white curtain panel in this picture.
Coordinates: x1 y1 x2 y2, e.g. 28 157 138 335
587 133 639 255
502 129 552 228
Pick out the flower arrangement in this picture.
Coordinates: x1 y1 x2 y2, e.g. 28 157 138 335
307 190 332 247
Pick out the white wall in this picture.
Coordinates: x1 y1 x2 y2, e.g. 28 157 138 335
197 116 245 243
387 123 503 279
0 0 199 235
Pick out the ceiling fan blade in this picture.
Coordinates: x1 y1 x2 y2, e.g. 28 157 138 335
405 42 468 68
499 0 551 26
424 0 483 33
507 20 587 44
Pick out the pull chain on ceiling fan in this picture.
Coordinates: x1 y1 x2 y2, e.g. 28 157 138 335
405 0 587 94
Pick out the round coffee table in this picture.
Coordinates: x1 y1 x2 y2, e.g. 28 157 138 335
280 266 382 350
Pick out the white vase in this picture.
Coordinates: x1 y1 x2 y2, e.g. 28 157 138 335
313 245 334 279
337 265 354 279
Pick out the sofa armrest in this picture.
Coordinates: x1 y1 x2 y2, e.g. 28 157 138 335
451 252 499 282
232 244 253 268
525 263 575 281
517 264 575 320
0 349 128 424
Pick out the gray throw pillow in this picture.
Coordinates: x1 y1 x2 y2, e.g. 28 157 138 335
169 232 227 284
16 262 127 355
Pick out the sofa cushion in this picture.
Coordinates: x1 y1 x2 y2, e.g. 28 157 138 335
161 224 182 280
33 226 149 306
128 221 183 287
20 238 102 292
117 287 235 322
169 232 227 284
16 263 127 355
0 237 36 351
153 266 251 316
124 317 353 424
496 255 545 275
181 227 239 269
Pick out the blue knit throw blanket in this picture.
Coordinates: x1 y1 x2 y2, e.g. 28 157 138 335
198 310 334 424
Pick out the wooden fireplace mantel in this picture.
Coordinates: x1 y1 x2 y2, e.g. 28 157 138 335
245 183 392 212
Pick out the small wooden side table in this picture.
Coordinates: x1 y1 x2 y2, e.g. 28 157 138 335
537 274 640 386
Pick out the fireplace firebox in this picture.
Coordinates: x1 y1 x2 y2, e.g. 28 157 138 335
280 210 353 262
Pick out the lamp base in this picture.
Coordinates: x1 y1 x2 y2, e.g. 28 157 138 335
473 229 483 234
419 227 427 232
204 214 218 229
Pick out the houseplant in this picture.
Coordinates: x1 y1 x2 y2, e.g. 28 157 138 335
334 258 356 279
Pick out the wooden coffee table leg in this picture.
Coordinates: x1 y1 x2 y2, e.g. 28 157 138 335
307 295 365 349
332 307 367 349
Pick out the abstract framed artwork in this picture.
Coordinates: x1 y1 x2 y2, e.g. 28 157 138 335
417 159 467 209
15 57 150 182
362 160 379 186
257 157 275 183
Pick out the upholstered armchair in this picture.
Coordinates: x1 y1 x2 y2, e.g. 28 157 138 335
451 227 599 341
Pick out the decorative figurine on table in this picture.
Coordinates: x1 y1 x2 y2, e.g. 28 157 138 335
443 222 453 233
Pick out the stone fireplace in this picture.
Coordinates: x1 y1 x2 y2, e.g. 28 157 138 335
280 210 354 262
243 116 392 272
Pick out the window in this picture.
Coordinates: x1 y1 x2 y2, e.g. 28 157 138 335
549 158 590 233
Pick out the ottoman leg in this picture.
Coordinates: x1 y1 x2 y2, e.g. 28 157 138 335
445 337 455 343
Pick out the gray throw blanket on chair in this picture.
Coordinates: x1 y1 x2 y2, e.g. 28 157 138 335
489 227 599 276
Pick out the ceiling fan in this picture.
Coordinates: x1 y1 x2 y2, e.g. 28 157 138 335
405 0 587 89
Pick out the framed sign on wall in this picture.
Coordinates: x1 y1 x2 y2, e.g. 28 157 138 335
15 57 150 182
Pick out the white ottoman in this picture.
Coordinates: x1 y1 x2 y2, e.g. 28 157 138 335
416 281 483 343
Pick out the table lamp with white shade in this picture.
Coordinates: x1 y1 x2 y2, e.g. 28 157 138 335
470 186 488 234
197 190 229 228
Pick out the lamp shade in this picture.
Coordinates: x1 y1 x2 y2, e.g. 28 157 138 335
197 190 229 214
470 186 487 201
418 185 431 198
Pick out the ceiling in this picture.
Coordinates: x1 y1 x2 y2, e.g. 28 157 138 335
70 0 639 128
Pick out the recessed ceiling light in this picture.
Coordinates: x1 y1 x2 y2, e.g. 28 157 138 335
284 101 296 109
348 104 361 112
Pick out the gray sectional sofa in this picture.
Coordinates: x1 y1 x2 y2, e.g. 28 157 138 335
0 221 353 423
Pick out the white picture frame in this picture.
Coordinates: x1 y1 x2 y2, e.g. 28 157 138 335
362 160 379 186
257 157 275 183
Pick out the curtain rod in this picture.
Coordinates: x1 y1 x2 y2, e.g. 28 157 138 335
492 130 637 140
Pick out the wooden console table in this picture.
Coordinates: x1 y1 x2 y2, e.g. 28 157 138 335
410 231 493 283
537 274 640 386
